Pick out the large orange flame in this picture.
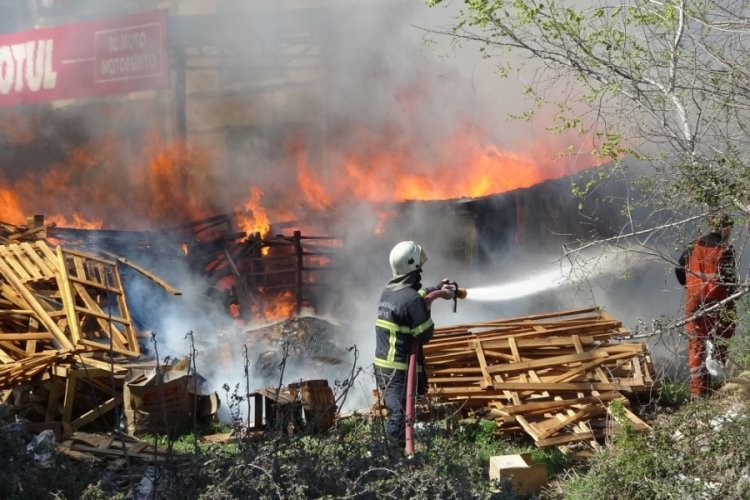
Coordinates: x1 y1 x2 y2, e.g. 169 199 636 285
261 290 297 320
0 186 24 224
0 110 592 237
237 186 271 237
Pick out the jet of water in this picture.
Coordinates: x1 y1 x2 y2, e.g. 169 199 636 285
465 266 567 302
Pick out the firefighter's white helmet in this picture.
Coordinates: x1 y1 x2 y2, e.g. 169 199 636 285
389 241 428 277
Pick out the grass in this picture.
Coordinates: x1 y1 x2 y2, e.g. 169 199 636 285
2 385 750 499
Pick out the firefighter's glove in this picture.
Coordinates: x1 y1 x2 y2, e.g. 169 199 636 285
441 282 457 300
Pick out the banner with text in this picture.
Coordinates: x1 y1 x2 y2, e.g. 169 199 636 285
0 9 169 107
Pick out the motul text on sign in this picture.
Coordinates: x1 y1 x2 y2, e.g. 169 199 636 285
0 9 169 107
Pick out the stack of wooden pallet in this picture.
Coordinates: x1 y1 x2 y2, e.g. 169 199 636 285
0 239 147 431
424 307 657 448
0 240 141 373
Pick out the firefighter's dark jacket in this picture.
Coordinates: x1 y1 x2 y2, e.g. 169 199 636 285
675 232 737 288
374 270 437 372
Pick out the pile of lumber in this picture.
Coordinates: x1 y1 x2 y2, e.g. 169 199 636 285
0 240 141 354
0 240 141 380
0 238 150 431
424 307 657 449
57 431 182 464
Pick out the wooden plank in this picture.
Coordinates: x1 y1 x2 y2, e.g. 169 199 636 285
7 244 44 281
0 309 34 315
497 392 625 416
97 436 114 450
62 371 79 424
573 334 609 384
0 258 73 350
56 245 82 344
101 251 181 296
0 332 54 341
507 336 522 362
58 248 116 266
535 404 607 440
70 395 123 431
472 339 494 388
0 246 33 282
72 306 129 325
515 414 541 441
0 340 31 357
439 307 602 327
35 241 62 270
0 348 14 363
547 351 638 384
75 355 131 374
71 283 128 351
67 275 123 295
26 317 40 355
486 350 609 374
8 223 51 242
428 366 484 376
489 381 631 392
536 428 608 448
621 407 650 431
109 262 139 353
478 335 599 350
20 242 57 277
480 349 516 362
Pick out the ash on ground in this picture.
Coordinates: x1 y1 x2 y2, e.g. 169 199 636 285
246 316 353 379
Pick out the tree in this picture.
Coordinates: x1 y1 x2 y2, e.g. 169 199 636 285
424 0 750 226
424 0 750 387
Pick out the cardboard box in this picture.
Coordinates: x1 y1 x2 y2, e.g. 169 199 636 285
489 453 547 497
123 366 219 436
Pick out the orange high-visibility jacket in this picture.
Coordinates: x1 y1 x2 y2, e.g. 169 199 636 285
675 233 737 314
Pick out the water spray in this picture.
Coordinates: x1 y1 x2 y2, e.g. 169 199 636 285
462 267 567 303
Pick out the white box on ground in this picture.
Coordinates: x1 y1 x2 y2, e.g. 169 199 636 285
489 453 547 496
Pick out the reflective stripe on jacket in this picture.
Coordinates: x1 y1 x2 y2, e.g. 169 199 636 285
374 273 435 371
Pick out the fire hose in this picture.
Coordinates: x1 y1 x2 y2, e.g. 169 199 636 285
404 281 467 456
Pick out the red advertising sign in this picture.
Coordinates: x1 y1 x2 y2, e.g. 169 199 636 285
0 9 169 107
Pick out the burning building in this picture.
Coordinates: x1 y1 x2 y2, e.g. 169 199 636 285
0 1 617 355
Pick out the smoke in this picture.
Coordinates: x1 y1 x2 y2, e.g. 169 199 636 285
0 2 681 414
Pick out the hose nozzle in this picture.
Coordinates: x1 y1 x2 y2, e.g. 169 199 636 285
457 288 467 299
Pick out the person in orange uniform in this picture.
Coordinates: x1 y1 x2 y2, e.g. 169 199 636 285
675 213 738 396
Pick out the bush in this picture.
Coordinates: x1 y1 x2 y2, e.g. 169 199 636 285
557 396 750 500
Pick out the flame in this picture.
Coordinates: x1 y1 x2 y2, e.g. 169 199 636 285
374 207 396 236
261 290 297 320
224 116 590 238
298 163 333 211
237 186 271 237
328 119 581 204
138 137 218 224
0 88 593 242
0 127 223 228
0 187 24 224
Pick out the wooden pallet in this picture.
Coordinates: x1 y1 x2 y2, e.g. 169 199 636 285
57 431 182 464
425 308 656 448
0 240 140 364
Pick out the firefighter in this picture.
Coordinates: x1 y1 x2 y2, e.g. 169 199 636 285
675 213 738 397
373 241 455 450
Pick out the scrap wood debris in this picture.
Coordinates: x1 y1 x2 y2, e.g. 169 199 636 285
0 239 141 364
423 307 658 449
57 431 185 464
0 221 190 434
